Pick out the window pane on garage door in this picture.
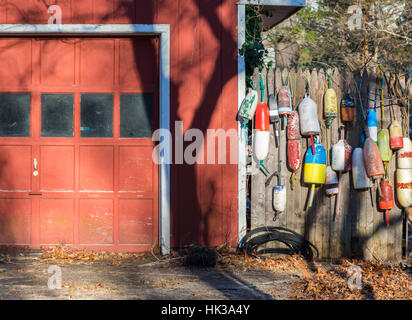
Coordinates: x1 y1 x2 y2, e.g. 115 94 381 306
81 93 113 137
0 93 30 137
120 93 153 138
41 93 74 137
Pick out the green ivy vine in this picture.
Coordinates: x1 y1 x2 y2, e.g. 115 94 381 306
238 5 272 88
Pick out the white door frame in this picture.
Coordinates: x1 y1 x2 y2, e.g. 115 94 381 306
0 24 171 255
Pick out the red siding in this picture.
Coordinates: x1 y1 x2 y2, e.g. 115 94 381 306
0 0 239 248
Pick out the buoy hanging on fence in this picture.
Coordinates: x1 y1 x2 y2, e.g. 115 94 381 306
397 137 412 169
303 140 326 208
239 87 258 121
331 126 352 219
253 105 270 163
378 180 394 227
366 88 378 142
378 129 392 163
367 109 378 142
363 137 385 179
277 85 292 125
377 78 392 164
389 120 404 150
324 72 337 128
287 111 300 140
332 126 352 172
341 93 355 123
352 147 372 189
287 110 301 189
299 93 320 155
273 183 287 213
396 168 412 208
287 140 301 189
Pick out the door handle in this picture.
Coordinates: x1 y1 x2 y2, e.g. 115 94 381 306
34 158 38 170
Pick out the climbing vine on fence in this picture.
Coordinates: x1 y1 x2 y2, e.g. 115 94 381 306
239 5 272 87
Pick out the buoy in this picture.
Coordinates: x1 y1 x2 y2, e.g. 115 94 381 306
397 137 412 169
366 87 378 142
389 120 404 150
299 93 320 155
325 166 339 196
363 138 385 179
287 111 300 140
341 93 355 123
304 141 326 207
253 102 270 161
324 73 337 127
287 139 301 189
269 93 280 147
239 88 258 121
287 111 301 184
377 129 392 163
332 126 352 172
377 78 392 163
367 108 378 142
273 185 287 213
378 180 394 227
278 85 292 125
352 147 372 189
331 126 352 219
396 168 412 208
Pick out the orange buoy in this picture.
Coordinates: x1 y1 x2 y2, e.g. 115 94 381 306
378 180 394 227
363 138 385 179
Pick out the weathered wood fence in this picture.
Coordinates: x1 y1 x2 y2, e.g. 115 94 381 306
250 67 408 262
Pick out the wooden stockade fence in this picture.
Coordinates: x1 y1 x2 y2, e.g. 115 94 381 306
249 67 408 262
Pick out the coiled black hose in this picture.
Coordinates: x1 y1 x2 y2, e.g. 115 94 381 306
238 226 319 261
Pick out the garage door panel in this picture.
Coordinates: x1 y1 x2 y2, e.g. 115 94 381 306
80 199 113 244
119 199 152 244
0 199 31 244
0 146 32 191
0 39 31 86
80 146 114 191
39 199 74 244
119 146 153 192
119 39 155 89
40 146 74 191
41 40 75 85
81 39 115 87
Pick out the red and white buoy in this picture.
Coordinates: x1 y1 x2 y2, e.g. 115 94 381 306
253 102 270 161
287 111 301 189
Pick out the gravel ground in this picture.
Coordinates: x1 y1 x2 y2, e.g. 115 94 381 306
0 253 303 300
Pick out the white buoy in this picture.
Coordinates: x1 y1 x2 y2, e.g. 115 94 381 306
396 168 412 208
253 130 270 161
239 88 258 121
398 137 412 169
273 185 287 212
352 147 372 189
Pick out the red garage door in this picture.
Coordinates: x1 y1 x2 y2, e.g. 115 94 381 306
0 37 159 251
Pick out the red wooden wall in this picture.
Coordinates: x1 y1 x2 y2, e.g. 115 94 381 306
0 0 239 248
